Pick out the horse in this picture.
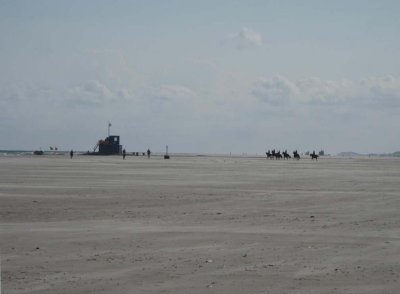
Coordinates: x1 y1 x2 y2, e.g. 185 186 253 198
293 150 300 160
310 151 319 160
274 150 282 160
283 150 291 160
266 150 274 159
271 149 276 159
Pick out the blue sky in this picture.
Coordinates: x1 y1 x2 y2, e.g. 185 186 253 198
1 0 400 154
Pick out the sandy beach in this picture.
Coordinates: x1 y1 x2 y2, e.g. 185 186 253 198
1 155 399 293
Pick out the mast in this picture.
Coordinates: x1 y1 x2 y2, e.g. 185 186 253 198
164 145 170 159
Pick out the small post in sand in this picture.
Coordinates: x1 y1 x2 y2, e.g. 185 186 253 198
164 145 170 159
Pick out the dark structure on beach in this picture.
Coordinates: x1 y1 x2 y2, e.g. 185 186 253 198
93 135 122 155
83 123 124 156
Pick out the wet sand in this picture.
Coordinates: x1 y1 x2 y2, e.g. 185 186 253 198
1 155 400 293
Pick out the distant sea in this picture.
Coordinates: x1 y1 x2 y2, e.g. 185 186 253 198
0 150 68 157
0 150 264 158
2 150 399 158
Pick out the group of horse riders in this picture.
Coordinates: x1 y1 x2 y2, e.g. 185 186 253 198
266 149 319 160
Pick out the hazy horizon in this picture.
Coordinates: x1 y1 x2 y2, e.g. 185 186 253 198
1 1 399 154
1 147 399 157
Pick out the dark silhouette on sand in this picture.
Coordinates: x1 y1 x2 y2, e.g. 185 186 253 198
266 149 284 160
265 149 320 161
293 150 300 160
310 151 319 160
283 150 291 160
164 145 170 159
274 150 282 160
266 150 273 159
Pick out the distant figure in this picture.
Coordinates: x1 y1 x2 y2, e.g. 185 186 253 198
70 150 73 159
266 150 273 159
293 150 300 160
310 151 319 161
274 150 282 160
122 149 126 160
283 150 291 160
147 149 151 158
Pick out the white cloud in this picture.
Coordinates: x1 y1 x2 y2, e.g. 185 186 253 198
251 75 400 109
226 27 263 49
81 80 112 97
361 75 400 108
251 75 298 106
296 77 354 104
154 84 197 101
116 88 133 99
1 71 400 153
68 80 128 106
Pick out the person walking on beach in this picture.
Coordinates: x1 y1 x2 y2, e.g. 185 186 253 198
147 149 151 158
70 150 73 159
122 149 126 160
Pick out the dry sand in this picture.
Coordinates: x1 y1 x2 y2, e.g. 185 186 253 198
1 155 400 293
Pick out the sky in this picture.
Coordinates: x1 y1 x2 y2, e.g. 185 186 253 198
1 0 400 154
